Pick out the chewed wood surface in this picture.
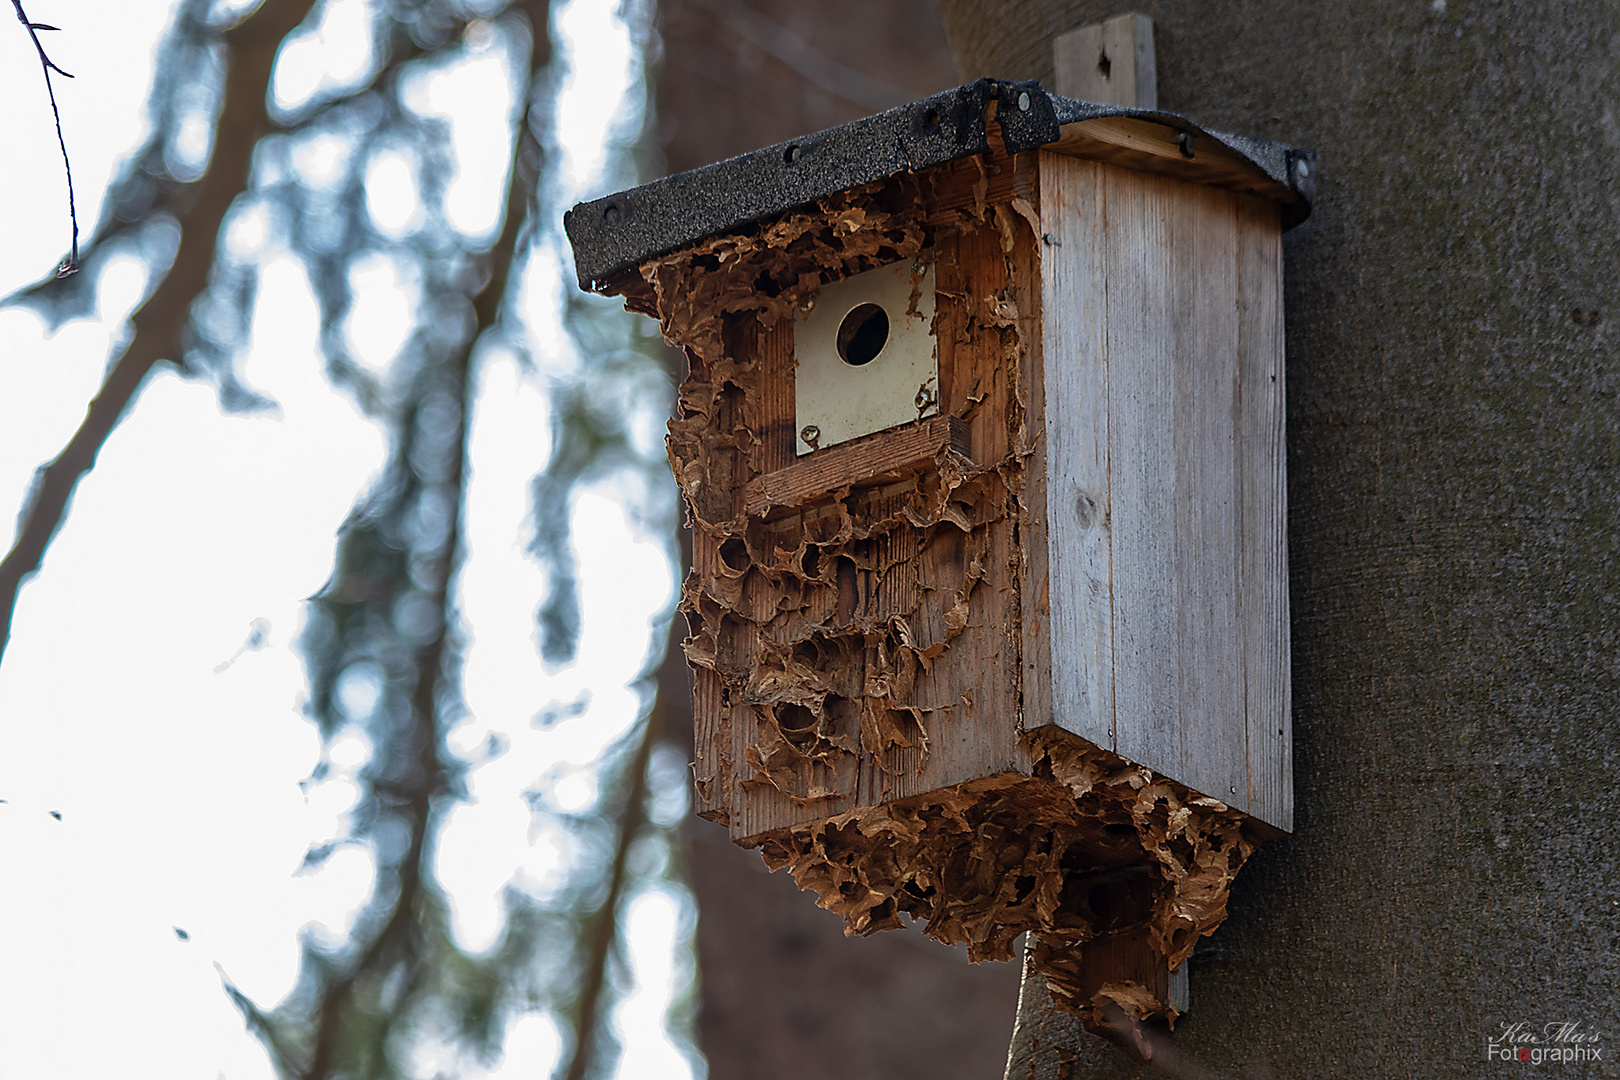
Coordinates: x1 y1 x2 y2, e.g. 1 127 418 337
744 415 971 517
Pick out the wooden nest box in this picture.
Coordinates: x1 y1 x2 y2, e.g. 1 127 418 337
567 78 1314 1040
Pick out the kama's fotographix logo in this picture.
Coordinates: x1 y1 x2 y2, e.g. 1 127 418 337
1487 1022 1605 1065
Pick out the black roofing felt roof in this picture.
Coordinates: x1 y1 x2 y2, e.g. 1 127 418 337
564 78 1316 292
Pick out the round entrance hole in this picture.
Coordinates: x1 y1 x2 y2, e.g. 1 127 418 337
836 303 889 366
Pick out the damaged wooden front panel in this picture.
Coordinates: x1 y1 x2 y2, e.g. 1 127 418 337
1031 151 1292 833
726 222 1035 842
651 158 1041 844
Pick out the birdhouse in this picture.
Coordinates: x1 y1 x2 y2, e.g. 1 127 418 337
566 78 1314 1041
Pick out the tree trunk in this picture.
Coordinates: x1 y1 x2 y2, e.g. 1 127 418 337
931 1 1620 1076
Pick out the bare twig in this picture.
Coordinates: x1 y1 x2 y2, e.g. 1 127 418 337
0 0 318 670
11 0 78 276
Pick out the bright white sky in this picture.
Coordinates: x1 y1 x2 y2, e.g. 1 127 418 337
0 2 694 1077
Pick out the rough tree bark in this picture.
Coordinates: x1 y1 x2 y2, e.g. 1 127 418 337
929 1 1620 1077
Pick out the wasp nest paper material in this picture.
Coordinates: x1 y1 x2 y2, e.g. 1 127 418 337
755 729 1257 1024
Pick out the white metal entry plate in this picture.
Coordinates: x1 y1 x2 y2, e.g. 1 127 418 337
794 259 938 456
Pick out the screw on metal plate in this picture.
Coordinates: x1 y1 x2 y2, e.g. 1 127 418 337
1017 91 1031 112
1178 131 1197 159
801 425 821 449
1295 157 1311 178
915 382 938 414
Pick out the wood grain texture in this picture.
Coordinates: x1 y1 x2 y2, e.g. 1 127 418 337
1236 196 1291 832
924 142 1037 230
691 533 731 822
751 318 797 477
1047 118 1295 206
1033 152 1114 750
1017 171 1055 749
1103 166 1179 778
852 220 1030 811
744 416 970 516
724 211 1034 841
1052 12 1156 108
1172 181 1246 808
1035 159 1290 830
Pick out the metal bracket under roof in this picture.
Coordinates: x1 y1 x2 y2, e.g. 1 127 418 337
565 78 1316 293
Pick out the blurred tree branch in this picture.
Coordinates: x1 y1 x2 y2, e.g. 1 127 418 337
285 6 555 1074
5 0 685 1074
561 713 655 1080
0 0 317 666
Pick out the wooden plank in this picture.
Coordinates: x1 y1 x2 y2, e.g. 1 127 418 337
1046 118 1296 206
743 415 970 516
750 318 796 477
1019 166 1055 745
691 531 730 823
1236 195 1292 832
1105 167 1179 774
924 144 1037 229
1171 183 1247 810
1033 152 1114 750
1053 12 1156 108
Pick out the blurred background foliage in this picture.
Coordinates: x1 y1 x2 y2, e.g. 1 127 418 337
1 0 1016 1077
4 0 693 1077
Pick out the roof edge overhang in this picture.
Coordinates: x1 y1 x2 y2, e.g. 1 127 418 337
565 78 1316 293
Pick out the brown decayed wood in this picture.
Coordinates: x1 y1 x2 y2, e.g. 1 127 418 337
612 159 1035 840
744 416 971 517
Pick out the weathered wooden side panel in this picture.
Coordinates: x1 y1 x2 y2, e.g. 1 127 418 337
1104 166 1182 779
1033 152 1114 751
1236 196 1291 832
1173 180 1247 810
1035 158 1290 831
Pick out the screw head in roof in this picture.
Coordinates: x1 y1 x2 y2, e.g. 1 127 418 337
1017 91 1030 112
1296 158 1311 178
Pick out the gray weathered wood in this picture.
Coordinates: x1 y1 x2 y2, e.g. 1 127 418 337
1236 195 1291 832
1174 181 1248 808
1034 155 1291 831
1104 165 1182 779
1034 152 1114 751
1052 12 1156 108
